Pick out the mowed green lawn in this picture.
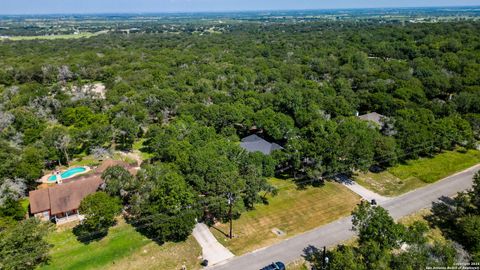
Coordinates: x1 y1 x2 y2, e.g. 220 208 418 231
210 178 361 255
356 150 480 196
40 219 201 270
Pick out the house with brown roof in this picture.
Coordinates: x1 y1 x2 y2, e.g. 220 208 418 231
29 176 102 224
29 159 137 224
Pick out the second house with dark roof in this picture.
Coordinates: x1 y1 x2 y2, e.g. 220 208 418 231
240 134 283 155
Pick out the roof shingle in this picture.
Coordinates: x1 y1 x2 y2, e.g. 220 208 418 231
240 134 283 155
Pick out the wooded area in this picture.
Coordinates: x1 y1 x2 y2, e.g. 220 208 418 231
0 19 479 269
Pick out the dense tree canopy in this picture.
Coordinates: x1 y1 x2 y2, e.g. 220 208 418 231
0 18 479 264
0 21 478 189
128 163 197 242
0 218 52 270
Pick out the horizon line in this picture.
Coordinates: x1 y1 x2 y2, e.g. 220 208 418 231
1 5 479 17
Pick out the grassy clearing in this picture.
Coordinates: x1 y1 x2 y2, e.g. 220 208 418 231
1 31 104 41
210 178 361 255
69 156 101 167
389 150 480 183
355 171 426 197
356 150 480 196
20 198 29 213
133 139 154 161
40 219 201 270
112 152 137 165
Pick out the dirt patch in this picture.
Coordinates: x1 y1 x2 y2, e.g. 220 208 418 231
81 83 106 99
63 82 106 99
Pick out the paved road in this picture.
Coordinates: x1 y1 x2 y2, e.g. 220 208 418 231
192 223 234 265
210 164 480 270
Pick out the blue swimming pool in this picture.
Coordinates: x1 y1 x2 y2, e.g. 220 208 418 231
48 167 87 181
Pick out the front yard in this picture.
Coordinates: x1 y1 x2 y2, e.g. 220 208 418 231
355 150 480 197
210 178 361 255
40 219 202 270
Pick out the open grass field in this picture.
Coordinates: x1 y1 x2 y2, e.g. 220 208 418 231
355 150 480 196
355 171 426 197
69 156 101 167
210 178 361 255
1 31 105 41
40 219 201 270
389 150 480 183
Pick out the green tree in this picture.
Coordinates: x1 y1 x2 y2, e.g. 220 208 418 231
129 163 197 243
100 165 135 202
0 218 52 270
352 201 405 249
15 146 46 187
41 126 73 165
75 192 121 241
458 215 480 253
254 108 294 141
112 116 138 150
0 141 21 182
327 245 365 270
0 178 27 228
394 109 436 158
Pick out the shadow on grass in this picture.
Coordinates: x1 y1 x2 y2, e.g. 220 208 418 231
369 165 387 173
72 223 109 244
124 210 199 246
210 225 230 238
293 176 325 190
424 196 458 241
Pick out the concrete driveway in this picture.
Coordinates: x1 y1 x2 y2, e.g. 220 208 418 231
335 174 389 203
192 223 234 266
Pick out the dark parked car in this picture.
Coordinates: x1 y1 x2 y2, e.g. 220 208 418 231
370 199 377 205
260 261 285 270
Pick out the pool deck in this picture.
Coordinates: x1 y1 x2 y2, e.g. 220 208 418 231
38 166 91 184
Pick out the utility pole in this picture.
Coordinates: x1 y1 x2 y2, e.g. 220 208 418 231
227 193 235 239
322 246 329 270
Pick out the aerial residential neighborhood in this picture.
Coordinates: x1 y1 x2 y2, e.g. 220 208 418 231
1 1 480 270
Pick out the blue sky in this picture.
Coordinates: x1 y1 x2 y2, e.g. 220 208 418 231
2 0 480 15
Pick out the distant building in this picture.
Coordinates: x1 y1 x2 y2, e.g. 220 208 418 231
358 112 387 127
240 134 283 155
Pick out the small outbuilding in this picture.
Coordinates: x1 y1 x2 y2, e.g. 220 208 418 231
240 134 283 155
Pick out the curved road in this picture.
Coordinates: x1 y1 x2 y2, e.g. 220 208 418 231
210 164 480 270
